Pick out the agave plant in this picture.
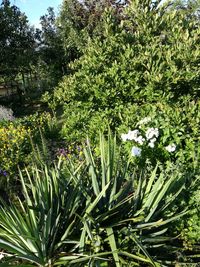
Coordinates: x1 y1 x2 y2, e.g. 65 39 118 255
59 134 187 267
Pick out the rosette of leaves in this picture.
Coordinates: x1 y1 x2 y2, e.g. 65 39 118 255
0 163 84 267
0 133 189 266
59 134 188 266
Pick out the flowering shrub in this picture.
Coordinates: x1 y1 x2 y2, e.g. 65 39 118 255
17 112 53 138
121 117 178 165
119 100 200 247
0 123 31 176
0 112 56 181
118 98 200 168
165 144 176 153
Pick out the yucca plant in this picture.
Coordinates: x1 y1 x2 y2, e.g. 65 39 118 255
0 134 188 267
59 134 188 267
0 162 83 267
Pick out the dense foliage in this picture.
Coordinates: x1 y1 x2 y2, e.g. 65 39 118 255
0 0 200 266
0 0 35 91
50 0 200 141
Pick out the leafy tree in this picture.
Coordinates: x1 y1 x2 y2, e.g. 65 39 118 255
58 0 129 56
0 0 35 91
36 7 66 87
35 0 130 91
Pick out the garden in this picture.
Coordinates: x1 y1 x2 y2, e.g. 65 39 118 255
0 0 200 266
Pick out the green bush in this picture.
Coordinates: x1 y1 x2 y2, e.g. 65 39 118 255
56 97 200 175
0 122 31 178
182 193 200 247
49 2 200 141
54 6 200 103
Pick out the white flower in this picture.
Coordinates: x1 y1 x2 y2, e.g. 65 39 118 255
135 135 145 145
148 137 156 148
131 146 142 157
127 129 140 141
121 130 140 141
121 133 128 141
148 142 155 148
165 144 176 152
137 117 151 125
127 130 145 145
146 128 159 140
151 138 157 143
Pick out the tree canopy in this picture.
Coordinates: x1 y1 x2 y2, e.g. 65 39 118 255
0 0 35 80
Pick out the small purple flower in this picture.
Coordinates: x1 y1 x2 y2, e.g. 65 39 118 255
56 147 69 159
0 169 7 176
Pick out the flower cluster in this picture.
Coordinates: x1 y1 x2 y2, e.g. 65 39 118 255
146 128 159 140
0 123 31 173
0 112 56 175
56 147 69 159
56 144 83 161
131 146 142 157
121 117 177 158
121 130 145 144
121 126 159 157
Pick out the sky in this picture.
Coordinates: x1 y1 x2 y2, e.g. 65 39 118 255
10 0 63 28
